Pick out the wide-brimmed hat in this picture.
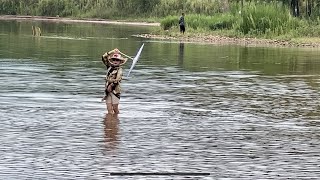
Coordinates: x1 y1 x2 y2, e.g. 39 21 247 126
108 53 127 66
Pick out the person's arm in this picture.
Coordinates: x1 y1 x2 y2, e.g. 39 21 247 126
115 68 123 83
102 55 108 66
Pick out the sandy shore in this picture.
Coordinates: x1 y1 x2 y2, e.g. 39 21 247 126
134 34 320 48
2 15 320 48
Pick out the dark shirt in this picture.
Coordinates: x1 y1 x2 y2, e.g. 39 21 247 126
179 16 185 26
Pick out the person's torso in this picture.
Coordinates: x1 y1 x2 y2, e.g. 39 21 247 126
179 16 185 25
106 67 122 94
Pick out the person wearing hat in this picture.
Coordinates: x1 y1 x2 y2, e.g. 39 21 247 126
101 48 127 114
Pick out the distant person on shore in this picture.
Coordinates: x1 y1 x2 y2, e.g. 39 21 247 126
101 48 127 114
179 13 185 34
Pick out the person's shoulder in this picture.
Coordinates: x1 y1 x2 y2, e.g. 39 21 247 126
118 67 124 73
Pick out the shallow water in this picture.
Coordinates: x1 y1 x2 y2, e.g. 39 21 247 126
0 20 320 179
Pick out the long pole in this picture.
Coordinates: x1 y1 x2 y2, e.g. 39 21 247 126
127 43 144 77
119 52 134 60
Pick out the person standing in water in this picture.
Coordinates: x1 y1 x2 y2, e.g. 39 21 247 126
179 12 185 34
101 48 127 114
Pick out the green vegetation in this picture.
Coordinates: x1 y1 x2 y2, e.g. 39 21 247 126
1 0 320 41
160 2 320 39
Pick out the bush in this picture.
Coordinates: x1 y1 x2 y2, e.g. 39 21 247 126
161 15 178 30
37 0 72 17
238 3 294 36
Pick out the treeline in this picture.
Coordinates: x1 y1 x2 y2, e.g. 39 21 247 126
1 0 216 18
1 0 320 38
1 0 320 18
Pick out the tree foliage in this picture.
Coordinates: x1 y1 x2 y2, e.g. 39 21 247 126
1 0 320 18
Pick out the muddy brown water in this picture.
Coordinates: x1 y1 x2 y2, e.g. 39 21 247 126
0 20 319 179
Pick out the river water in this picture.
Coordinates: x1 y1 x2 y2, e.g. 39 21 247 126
0 20 319 179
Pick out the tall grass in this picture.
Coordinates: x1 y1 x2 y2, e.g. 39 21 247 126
160 2 316 38
152 0 222 17
161 13 235 31
238 3 301 37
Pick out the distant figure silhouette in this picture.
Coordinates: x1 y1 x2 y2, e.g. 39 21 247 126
179 13 185 34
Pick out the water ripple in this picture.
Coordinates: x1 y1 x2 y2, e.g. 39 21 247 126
0 59 319 179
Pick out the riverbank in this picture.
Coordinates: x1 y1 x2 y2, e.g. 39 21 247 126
1 15 320 48
134 33 320 48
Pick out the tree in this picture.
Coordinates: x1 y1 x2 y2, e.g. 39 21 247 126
306 0 312 17
291 0 300 17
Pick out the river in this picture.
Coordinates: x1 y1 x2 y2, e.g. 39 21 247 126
0 19 319 179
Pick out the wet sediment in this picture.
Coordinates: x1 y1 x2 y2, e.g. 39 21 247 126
134 34 320 48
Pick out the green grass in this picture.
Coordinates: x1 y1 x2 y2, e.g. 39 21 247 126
159 2 320 41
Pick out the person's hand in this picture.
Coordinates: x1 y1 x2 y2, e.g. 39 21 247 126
107 83 113 92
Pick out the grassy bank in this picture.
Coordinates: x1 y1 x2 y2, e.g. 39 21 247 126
160 3 320 42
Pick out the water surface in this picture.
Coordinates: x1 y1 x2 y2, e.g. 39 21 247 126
0 20 320 179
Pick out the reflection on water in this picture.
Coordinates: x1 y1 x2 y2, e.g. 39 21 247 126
0 20 320 179
103 114 120 151
178 42 184 67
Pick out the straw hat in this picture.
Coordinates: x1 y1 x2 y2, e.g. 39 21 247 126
108 53 127 66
